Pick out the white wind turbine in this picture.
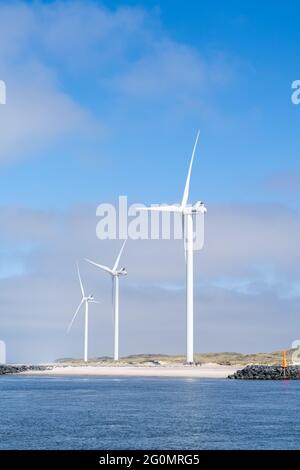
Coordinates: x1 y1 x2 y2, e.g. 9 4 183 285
67 264 100 363
138 131 207 363
85 240 127 361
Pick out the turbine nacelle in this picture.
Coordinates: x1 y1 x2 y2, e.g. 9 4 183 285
86 294 94 302
183 201 207 215
115 267 127 277
192 201 207 214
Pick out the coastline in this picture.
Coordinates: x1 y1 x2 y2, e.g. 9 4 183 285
20 363 239 379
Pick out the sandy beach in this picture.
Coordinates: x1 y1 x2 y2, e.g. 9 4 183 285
21 363 239 379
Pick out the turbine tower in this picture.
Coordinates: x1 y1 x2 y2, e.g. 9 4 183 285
67 264 99 362
138 131 206 363
85 240 127 361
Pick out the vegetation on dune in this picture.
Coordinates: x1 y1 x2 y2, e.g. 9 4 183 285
55 349 296 366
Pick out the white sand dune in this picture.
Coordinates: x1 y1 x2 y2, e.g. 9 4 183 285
21 363 239 379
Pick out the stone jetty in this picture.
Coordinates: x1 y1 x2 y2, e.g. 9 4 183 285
0 365 52 375
228 365 300 380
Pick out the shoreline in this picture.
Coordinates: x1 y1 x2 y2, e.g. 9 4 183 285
20 363 239 379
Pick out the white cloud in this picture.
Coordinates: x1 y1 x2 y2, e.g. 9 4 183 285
0 63 99 162
0 1 235 163
113 41 206 97
0 2 108 163
0 201 300 362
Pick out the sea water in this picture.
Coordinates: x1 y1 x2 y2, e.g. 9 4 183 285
0 376 299 450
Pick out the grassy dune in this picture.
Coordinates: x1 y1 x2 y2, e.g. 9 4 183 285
56 349 295 366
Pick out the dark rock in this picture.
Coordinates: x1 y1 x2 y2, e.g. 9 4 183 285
228 365 300 380
0 365 52 376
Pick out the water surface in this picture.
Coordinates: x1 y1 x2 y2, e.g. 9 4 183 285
0 376 298 449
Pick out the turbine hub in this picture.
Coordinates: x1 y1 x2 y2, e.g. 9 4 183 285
194 201 207 213
183 202 207 215
116 267 127 276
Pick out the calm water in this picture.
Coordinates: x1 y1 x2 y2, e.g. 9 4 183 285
0 376 299 449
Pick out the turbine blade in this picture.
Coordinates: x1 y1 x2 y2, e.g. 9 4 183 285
85 258 113 275
113 240 127 272
181 130 200 208
137 205 181 213
77 263 85 297
67 298 84 333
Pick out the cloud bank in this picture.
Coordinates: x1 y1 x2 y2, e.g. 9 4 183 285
0 1 233 163
1 201 299 362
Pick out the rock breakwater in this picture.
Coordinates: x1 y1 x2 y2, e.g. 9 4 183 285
228 365 300 380
0 365 52 375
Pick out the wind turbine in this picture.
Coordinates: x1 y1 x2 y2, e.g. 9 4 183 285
67 264 99 363
137 131 207 363
85 240 127 361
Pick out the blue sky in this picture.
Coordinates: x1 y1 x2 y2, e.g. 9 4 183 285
1 1 300 361
0 0 299 210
